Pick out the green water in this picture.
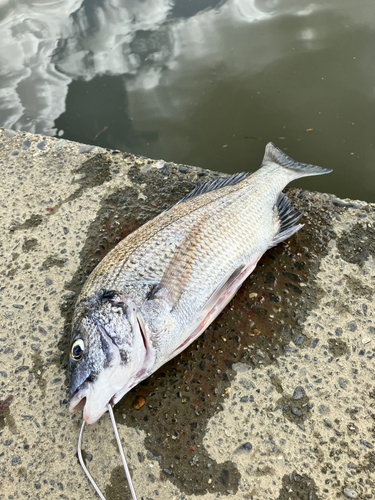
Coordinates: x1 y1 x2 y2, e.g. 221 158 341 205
1 0 374 201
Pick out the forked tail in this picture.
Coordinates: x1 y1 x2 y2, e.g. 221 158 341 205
262 142 332 179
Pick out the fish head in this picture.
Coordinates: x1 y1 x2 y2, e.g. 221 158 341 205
68 291 147 424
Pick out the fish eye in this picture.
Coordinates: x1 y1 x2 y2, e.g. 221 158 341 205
70 339 85 360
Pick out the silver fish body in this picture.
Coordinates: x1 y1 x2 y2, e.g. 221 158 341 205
69 143 331 423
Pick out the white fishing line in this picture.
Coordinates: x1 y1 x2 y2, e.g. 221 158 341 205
107 403 138 500
78 420 106 500
77 403 138 500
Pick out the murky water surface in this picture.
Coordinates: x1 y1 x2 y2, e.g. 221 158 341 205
1 0 375 201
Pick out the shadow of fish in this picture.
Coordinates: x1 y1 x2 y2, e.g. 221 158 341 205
69 142 331 424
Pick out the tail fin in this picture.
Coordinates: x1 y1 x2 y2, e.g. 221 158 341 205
262 142 332 178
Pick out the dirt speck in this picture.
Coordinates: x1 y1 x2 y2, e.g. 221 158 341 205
22 238 38 252
10 214 43 232
327 338 348 357
42 256 68 269
0 396 17 434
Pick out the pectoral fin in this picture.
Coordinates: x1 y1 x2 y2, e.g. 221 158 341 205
203 264 245 316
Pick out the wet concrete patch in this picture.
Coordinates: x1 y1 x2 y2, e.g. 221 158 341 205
10 214 43 232
276 391 311 428
327 338 348 358
30 352 48 397
113 376 241 495
42 256 68 269
106 465 132 500
277 471 318 499
345 275 373 298
337 221 375 265
270 375 284 394
46 152 113 216
71 152 112 190
358 450 375 475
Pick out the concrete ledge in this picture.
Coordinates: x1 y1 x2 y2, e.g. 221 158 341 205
1 129 375 500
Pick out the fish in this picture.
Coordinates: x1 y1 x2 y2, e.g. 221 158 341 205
69 143 331 425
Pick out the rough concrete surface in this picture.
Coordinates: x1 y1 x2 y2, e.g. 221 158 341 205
0 128 374 500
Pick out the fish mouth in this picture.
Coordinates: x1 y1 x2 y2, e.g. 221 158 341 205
69 323 120 422
69 364 119 424
69 370 91 414
69 374 90 413
71 396 86 413
69 377 92 416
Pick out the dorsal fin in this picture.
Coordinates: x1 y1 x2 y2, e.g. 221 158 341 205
170 171 251 209
270 192 304 247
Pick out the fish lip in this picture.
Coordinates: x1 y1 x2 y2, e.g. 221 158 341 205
69 379 90 414
70 376 89 403
69 359 92 412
